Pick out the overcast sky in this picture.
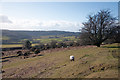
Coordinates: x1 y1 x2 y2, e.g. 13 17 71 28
0 2 118 32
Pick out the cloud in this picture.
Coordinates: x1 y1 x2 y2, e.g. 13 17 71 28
0 15 83 32
37 20 83 32
0 15 12 23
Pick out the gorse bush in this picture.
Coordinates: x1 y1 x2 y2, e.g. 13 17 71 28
73 42 79 46
62 42 67 48
34 43 45 51
57 42 64 48
44 43 50 50
38 43 45 50
17 51 22 56
30 47 36 52
27 39 85 55
24 51 30 56
34 49 40 54
66 41 74 46
50 40 57 48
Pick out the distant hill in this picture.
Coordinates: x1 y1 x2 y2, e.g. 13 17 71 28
1 30 80 44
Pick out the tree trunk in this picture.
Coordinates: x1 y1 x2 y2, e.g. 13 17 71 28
96 43 101 47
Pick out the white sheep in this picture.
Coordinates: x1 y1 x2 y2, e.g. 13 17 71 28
70 55 74 61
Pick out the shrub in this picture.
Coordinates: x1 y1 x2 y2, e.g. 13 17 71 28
66 41 74 46
62 42 67 48
24 51 30 56
63 39 69 42
57 42 64 48
23 40 31 49
44 43 50 50
2 52 4 56
50 40 57 48
76 40 81 46
34 49 40 54
30 47 36 52
73 41 79 46
35 42 45 51
17 51 22 56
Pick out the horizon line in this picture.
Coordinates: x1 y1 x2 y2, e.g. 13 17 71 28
0 29 80 33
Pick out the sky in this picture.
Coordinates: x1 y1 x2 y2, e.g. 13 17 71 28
0 2 118 32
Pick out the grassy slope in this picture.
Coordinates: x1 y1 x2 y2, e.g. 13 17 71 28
2 43 119 78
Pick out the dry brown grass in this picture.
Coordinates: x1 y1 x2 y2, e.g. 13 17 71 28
2 43 119 78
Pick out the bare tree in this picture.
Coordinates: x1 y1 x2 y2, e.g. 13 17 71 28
110 23 120 43
80 10 116 47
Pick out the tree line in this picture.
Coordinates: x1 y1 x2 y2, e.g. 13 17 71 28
23 40 81 55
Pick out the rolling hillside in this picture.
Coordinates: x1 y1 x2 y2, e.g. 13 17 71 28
2 43 119 78
1 29 80 44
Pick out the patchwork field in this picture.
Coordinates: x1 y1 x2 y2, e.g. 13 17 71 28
2 36 77 48
1 44 39 48
2 43 119 78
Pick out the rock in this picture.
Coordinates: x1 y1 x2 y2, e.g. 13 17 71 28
98 77 101 78
91 66 94 69
89 66 94 70
72 73 74 75
101 67 105 70
63 64 66 66
85 61 88 64
99 63 104 67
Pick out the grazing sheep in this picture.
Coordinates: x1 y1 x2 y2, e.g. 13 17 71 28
70 55 74 61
